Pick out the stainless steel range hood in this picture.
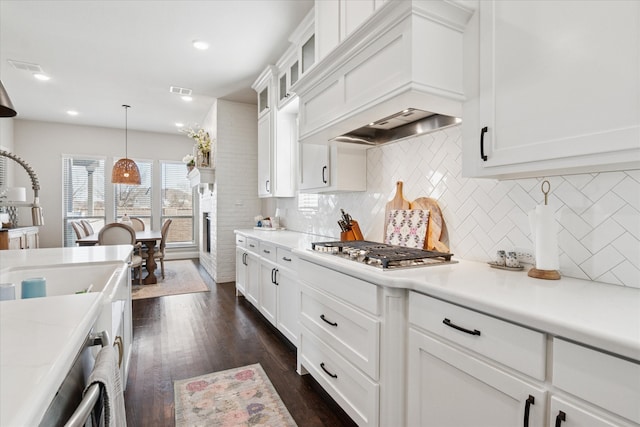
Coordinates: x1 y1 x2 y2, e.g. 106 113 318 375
331 109 462 146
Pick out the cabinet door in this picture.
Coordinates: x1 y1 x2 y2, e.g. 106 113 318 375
408 328 546 427
9 234 22 250
257 113 272 197
258 260 277 326
466 1 640 178
276 267 299 346
235 247 247 296
299 143 330 190
245 253 259 306
549 396 636 427
258 85 269 116
24 230 39 249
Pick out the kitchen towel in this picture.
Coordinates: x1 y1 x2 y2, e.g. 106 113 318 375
529 204 559 271
85 345 127 427
385 209 429 248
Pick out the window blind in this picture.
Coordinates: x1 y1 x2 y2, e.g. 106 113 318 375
161 161 194 244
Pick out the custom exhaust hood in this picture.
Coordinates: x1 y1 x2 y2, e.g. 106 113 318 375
293 0 473 147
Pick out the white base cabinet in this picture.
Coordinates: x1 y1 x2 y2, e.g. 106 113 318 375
407 329 546 427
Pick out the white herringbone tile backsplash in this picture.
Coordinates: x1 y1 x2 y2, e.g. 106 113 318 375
272 125 640 288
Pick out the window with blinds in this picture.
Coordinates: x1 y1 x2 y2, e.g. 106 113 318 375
161 161 194 244
114 160 152 229
0 155 6 187
63 156 106 247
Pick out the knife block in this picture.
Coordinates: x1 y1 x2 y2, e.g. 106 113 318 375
340 220 364 241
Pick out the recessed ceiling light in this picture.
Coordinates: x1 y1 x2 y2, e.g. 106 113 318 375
175 122 184 128
33 73 50 81
66 110 79 116
192 40 209 50
181 95 193 102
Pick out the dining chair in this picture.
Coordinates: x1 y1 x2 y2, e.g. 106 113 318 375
129 217 145 232
80 219 94 235
71 221 88 240
98 223 143 285
142 219 172 279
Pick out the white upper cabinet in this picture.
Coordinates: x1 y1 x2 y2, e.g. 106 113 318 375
252 66 296 198
299 143 366 193
462 1 640 179
315 0 387 61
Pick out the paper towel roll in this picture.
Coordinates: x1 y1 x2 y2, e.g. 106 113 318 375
533 204 559 270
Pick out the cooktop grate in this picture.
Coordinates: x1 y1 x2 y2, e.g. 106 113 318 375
311 240 453 269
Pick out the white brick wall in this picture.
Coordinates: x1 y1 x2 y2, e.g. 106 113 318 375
201 100 259 283
271 125 640 288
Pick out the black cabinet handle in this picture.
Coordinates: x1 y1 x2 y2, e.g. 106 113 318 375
555 411 566 427
523 395 534 427
271 268 276 284
322 166 328 184
320 362 338 378
480 126 488 161
242 253 247 265
282 257 292 262
266 180 270 193
320 314 338 327
249 243 255 248
274 269 278 285
263 249 271 254
443 318 481 336
238 239 244 243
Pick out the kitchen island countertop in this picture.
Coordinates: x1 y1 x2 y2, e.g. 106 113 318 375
0 246 132 426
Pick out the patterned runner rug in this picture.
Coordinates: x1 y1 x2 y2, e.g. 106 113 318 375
132 259 209 300
174 364 298 426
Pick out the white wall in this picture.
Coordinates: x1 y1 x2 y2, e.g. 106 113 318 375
12 119 194 248
199 100 259 283
270 125 640 288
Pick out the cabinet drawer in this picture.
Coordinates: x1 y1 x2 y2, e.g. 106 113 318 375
259 242 277 262
246 238 259 254
409 292 546 380
553 338 640 424
235 234 247 248
550 395 636 427
301 283 379 379
300 327 379 427
299 259 379 315
276 248 298 270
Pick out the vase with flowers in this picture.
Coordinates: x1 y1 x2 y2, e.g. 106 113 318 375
183 127 212 168
183 154 195 173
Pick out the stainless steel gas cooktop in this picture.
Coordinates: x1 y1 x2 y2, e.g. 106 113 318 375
311 240 456 270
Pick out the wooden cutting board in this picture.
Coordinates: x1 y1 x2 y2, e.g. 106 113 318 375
411 197 449 253
384 181 410 241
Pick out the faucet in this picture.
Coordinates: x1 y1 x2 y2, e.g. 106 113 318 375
0 150 44 226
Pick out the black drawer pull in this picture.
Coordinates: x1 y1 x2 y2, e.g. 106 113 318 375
322 166 328 184
320 362 337 378
443 318 481 336
249 244 256 248
263 249 271 254
555 411 566 427
480 126 488 161
524 395 534 427
282 257 292 262
320 314 338 327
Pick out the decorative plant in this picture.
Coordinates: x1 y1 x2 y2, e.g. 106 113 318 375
183 127 211 154
182 154 195 166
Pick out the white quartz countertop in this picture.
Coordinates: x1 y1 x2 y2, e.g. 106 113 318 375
236 229 640 362
0 246 133 426
0 294 102 426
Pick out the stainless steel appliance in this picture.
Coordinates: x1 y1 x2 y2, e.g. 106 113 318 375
311 240 456 270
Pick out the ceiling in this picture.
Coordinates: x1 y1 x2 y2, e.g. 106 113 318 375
0 0 313 134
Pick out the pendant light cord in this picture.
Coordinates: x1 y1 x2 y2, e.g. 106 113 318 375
123 104 130 158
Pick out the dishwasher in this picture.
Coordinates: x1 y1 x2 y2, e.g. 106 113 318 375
39 330 113 427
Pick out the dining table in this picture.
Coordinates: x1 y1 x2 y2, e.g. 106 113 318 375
77 229 163 284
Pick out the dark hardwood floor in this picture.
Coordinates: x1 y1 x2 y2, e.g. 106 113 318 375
124 260 358 427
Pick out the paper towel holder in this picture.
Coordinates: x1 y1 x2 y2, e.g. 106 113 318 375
528 180 560 280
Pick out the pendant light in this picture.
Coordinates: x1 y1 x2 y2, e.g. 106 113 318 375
111 104 141 185
0 80 17 117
